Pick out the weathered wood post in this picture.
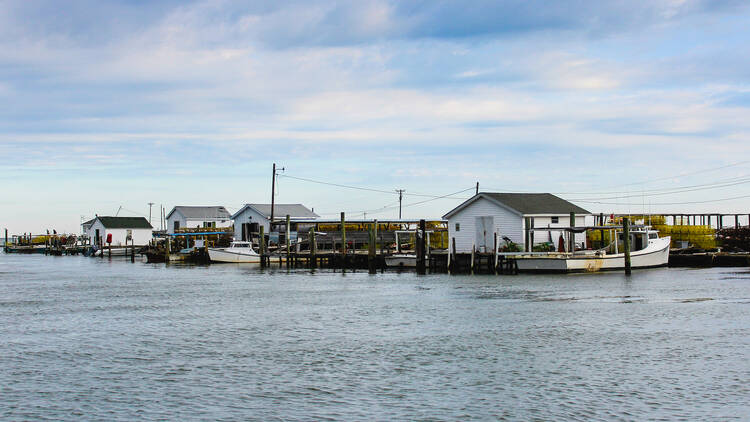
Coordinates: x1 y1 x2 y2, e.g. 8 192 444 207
569 212 576 253
4 228 7 253
131 238 135 263
259 226 266 268
417 219 427 275
493 232 498 274
524 217 531 252
368 223 376 274
470 244 475 274
529 217 534 251
735 215 739 231
309 227 317 269
599 213 605 249
284 215 291 268
623 217 632 275
340 212 346 268
165 236 170 263
451 237 457 273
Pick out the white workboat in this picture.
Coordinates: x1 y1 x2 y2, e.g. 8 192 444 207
207 241 261 263
385 254 417 267
507 226 670 273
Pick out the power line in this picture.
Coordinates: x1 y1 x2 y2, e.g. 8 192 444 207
278 174 472 199
567 176 750 201
573 193 750 206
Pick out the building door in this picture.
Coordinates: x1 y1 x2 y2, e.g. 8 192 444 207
95 229 100 246
173 221 179 232
475 216 494 252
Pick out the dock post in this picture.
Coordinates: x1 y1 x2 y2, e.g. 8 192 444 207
309 227 317 269
165 236 170 263
471 244 475 274
100 237 104 258
493 232 498 274
285 215 291 268
4 228 7 253
131 238 135 263
416 219 426 275
368 223 376 274
569 212 576 253
451 237 457 273
260 226 266 268
340 212 346 269
529 217 534 251
524 217 531 252
623 217 632 275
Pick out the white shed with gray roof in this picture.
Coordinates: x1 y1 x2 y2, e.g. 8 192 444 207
442 193 591 253
166 206 232 233
231 204 319 241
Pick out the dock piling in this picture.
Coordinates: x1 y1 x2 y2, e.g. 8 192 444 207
623 217 632 275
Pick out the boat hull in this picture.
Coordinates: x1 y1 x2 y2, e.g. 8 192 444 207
207 248 261 263
385 254 417 267
514 237 671 273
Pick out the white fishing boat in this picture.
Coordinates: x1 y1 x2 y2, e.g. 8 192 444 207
505 226 670 273
385 230 433 268
385 253 417 267
207 241 261 263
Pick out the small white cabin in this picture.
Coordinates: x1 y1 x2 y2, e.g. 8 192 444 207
83 216 153 247
442 193 591 253
166 206 232 234
231 204 319 241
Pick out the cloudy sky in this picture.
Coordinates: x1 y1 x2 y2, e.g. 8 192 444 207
2 0 750 233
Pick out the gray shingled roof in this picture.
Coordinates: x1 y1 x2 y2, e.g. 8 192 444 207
168 206 231 220
96 216 153 229
232 204 319 220
443 193 589 218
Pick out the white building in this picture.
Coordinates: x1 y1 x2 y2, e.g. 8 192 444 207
83 216 153 247
442 193 591 253
166 206 232 233
231 204 319 241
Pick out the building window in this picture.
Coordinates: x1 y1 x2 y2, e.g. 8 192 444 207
551 217 559 224
455 223 460 232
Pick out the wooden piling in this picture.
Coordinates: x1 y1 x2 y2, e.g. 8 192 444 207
524 217 531 252
285 215 291 267
368 223 376 274
417 219 426 275
165 236 170 263
340 212 347 265
451 237 457 273
309 227 317 269
4 228 7 253
569 212 576 253
493 232 498 274
259 226 266 268
623 217 632 275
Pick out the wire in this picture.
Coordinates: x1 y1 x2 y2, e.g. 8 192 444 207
279 174 472 199
573 193 750 206
567 177 750 201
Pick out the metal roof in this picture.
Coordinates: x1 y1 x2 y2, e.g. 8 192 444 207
167 206 231 220
232 204 319 220
443 193 590 219
95 216 153 229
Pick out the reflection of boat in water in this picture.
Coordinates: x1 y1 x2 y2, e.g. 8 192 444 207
506 226 670 273
208 241 261 263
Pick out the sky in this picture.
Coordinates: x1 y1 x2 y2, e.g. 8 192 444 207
2 0 750 234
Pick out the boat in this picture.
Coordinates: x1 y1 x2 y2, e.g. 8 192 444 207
207 241 261 263
385 253 417 267
505 226 671 273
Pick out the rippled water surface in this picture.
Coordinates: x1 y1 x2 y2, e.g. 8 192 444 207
1 254 749 420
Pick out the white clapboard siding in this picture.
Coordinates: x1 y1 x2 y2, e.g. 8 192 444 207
447 197 522 252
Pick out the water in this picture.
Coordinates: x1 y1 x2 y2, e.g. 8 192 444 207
1 254 749 420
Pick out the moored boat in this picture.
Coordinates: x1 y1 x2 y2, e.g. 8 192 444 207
504 226 670 273
207 241 261 263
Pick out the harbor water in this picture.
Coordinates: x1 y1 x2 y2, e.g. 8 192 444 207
1 254 749 420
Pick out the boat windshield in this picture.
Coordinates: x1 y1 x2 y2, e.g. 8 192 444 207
231 242 252 248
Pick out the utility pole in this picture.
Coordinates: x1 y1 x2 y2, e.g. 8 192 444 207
148 202 154 226
270 163 285 224
395 189 405 219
